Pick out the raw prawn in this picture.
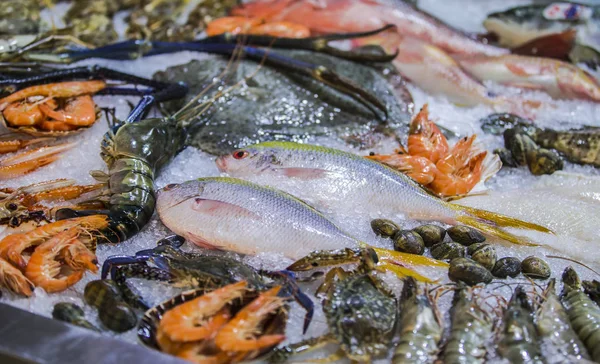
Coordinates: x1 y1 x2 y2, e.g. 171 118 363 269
407 104 448 163
215 286 287 352
159 281 247 342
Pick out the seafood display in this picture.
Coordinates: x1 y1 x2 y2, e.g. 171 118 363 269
0 1 600 364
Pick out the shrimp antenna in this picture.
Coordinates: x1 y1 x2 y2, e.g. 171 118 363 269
546 255 600 276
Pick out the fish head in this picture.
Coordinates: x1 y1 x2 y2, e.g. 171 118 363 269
216 143 283 176
156 180 207 213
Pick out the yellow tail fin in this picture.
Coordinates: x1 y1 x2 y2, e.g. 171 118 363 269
458 205 553 234
456 215 539 246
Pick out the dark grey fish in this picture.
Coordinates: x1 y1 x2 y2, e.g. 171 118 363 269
153 50 412 155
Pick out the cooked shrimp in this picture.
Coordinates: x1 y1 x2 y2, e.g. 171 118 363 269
3 101 45 126
38 95 97 127
249 21 310 38
0 215 108 270
0 257 33 296
59 240 98 273
366 153 437 185
431 149 486 197
0 81 106 110
407 104 449 163
24 228 86 293
160 281 247 342
215 286 286 352
0 138 51 154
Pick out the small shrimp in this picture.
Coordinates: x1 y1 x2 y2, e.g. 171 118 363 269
24 228 86 293
442 285 493 364
206 16 263 37
38 95 97 127
497 286 544 364
0 80 106 110
0 256 33 296
2 101 45 126
215 286 287 352
430 137 487 197
159 281 247 342
0 215 107 270
392 277 442 364
537 278 590 361
407 104 449 163
561 266 600 362
366 153 437 185
249 21 310 38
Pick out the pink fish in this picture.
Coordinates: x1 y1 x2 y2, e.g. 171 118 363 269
232 0 508 56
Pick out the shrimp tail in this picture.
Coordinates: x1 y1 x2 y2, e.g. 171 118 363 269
454 207 552 246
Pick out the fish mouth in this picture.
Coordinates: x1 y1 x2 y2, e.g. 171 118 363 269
215 156 227 172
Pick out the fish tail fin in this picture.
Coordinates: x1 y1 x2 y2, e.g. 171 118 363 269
361 243 448 283
458 205 553 233
451 202 553 246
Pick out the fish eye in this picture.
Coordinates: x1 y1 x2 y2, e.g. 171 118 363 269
232 150 249 160
165 183 178 190
6 203 17 211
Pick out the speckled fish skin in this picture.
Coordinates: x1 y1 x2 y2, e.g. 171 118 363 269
156 177 359 259
217 141 459 222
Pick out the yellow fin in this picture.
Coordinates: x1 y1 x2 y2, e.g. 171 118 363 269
455 204 553 234
368 245 449 268
456 215 539 246
376 262 438 283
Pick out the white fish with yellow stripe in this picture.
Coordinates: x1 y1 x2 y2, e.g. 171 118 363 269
216 141 553 246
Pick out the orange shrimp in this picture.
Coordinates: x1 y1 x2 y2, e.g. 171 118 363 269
59 240 98 273
366 153 437 185
430 136 486 197
206 17 263 37
2 101 45 126
0 215 108 270
407 104 449 163
248 21 310 38
21 183 104 207
0 80 106 110
0 257 33 296
159 281 247 342
215 286 286 352
38 95 97 127
0 142 76 180
24 228 86 293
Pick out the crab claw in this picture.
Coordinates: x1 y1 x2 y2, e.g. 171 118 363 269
156 235 185 248
101 254 150 279
267 270 314 334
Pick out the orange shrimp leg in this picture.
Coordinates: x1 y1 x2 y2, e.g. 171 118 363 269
407 104 449 163
215 286 287 352
0 142 77 180
0 138 53 154
159 281 248 342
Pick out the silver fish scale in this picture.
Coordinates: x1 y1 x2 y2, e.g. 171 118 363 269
156 177 358 258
